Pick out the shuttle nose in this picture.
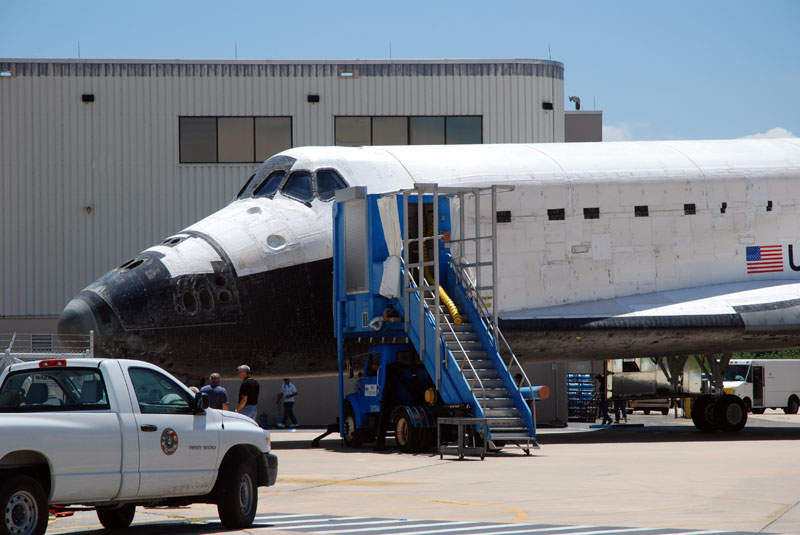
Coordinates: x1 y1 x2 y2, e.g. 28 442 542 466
58 297 100 341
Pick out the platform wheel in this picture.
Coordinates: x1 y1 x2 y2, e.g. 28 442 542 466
691 394 717 432
342 403 362 448
394 412 413 452
714 394 747 432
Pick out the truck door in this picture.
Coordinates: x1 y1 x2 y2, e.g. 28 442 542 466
752 366 764 407
124 365 221 498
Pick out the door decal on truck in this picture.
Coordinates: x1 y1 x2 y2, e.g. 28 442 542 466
161 428 179 455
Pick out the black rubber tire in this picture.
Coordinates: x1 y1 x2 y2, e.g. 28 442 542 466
216 457 258 529
714 394 748 432
643 409 650 415
691 395 717 432
96 504 136 529
784 396 799 415
661 408 669 416
394 412 414 452
752 407 765 414
743 397 752 413
0 474 48 535
342 403 362 448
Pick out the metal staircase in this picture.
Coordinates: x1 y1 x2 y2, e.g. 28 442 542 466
400 184 539 452
427 296 535 447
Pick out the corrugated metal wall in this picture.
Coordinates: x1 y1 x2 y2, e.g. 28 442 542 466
0 59 564 318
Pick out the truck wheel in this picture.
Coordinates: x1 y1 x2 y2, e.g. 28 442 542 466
714 394 747 432
394 412 417 452
752 407 765 414
784 396 799 415
96 504 136 529
691 395 717 432
217 457 258 529
0 474 48 535
342 403 362 448
661 408 669 416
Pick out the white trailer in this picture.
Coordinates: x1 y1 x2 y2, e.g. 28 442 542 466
723 359 800 414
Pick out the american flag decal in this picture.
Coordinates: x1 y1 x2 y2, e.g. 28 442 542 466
746 245 783 274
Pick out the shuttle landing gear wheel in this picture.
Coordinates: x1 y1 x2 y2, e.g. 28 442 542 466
691 395 717 432
714 394 747 432
751 407 765 414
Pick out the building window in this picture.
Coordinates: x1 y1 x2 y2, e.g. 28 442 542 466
445 116 482 144
684 203 696 215
256 118 292 162
335 116 482 146
583 207 600 220
335 117 371 146
179 116 292 163
410 117 445 144
635 205 649 217
547 208 565 221
372 117 408 145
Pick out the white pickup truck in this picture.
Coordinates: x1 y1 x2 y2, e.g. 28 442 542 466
0 357 278 535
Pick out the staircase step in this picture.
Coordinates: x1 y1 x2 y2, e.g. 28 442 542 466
484 407 520 418
477 397 516 409
488 432 536 441
442 331 480 341
486 417 527 429
443 340 484 350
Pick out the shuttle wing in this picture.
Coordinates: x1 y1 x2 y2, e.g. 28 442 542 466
501 280 800 331
499 280 800 360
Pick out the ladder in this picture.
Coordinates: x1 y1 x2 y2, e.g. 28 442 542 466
399 185 538 452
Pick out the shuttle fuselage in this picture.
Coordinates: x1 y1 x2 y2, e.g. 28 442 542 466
59 139 800 378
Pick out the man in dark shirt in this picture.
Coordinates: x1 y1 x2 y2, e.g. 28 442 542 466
236 364 260 420
200 372 229 410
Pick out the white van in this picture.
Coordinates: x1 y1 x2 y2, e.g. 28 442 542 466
723 359 800 414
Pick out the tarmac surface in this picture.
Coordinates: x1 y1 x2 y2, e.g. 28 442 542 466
46 411 800 535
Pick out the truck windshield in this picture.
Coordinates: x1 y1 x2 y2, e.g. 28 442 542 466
724 364 751 382
0 368 109 411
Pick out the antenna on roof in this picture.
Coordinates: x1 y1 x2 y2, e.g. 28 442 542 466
548 44 552 61
235 42 238 60
77 41 81 59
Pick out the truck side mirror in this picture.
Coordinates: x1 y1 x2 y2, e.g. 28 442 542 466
346 358 354 379
194 392 210 411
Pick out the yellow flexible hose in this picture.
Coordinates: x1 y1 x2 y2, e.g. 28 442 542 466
423 224 462 325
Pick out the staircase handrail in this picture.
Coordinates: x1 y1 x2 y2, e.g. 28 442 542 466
404 263 487 407
454 262 536 421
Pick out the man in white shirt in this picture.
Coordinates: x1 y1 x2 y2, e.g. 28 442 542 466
276 378 298 428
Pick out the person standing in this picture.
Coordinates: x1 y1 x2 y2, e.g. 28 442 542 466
200 372 229 410
276 377 298 428
236 365 259 420
596 374 613 425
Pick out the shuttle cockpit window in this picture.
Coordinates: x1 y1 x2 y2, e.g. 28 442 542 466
236 173 257 199
282 171 314 204
316 169 348 201
253 171 286 198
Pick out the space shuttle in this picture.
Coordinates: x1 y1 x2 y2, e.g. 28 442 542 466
59 138 800 383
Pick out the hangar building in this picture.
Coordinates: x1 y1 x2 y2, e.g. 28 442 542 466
1 58 602 425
